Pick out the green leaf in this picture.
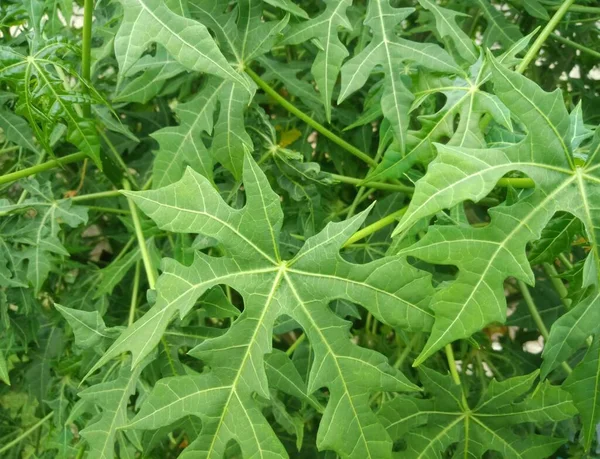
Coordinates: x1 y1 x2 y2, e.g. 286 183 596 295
339 2 461 152
87 154 434 458
418 0 478 64
79 359 148 458
54 304 120 351
0 108 40 153
152 78 224 187
391 52 600 364
475 0 523 48
94 247 141 298
541 290 600 377
528 214 582 265
114 0 248 89
282 0 353 122
115 46 187 104
379 368 576 458
563 336 600 452
523 0 550 20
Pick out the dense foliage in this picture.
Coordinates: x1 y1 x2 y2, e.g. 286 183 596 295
0 0 599 457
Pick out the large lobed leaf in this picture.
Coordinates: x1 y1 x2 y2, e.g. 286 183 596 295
86 154 436 458
379 368 576 457
392 52 600 365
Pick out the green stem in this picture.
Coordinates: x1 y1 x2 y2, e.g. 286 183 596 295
330 173 413 193
0 145 20 155
558 253 573 270
445 344 469 409
245 67 377 167
445 344 462 386
517 0 576 74
85 205 129 215
550 33 600 59
343 206 408 247
0 152 87 186
546 3 600 14
393 333 420 369
98 129 138 188
81 0 94 117
518 280 572 374
123 180 157 289
496 177 535 188
286 333 306 356
129 260 141 326
71 189 122 202
541 262 571 309
0 411 54 455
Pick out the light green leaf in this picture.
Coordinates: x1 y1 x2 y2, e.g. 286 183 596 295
418 0 478 64
563 336 600 452
379 368 576 458
55 304 121 350
339 2 461 152
390 53 600 364
282 0 353 122
210 81 253 179
114 0 248 89
0 108 40 153
87 154 434 458
152 78 225 187
79 360 147 458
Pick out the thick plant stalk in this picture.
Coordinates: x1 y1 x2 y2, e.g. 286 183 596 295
516 0 577 73
343 206 408 247
0 152 87 185
82 0 94 116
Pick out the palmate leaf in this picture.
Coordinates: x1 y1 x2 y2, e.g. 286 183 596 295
379 368 576 458
151 78 224 188
1 180 88 293
114 0 248 89
0 45 103 166
85 154 435 458
148 0 290 180
391 52 600 365
281 0 352 123
418 0 478 64
338 2 461 154
363 56 512 185
79 359 148 458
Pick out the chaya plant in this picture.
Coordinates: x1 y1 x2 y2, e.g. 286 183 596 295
0 0 599 457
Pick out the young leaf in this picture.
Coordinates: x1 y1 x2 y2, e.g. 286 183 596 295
379 368 576 457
